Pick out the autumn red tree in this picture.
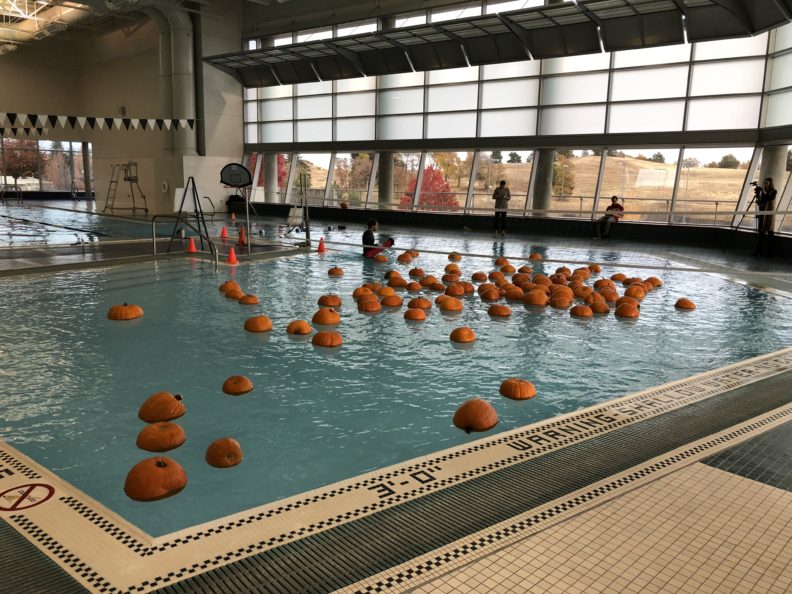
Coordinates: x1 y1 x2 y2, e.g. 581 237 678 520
1 139 39 185
244 153 288 187
400 165 459 211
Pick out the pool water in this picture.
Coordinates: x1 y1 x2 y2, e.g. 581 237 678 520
1 231 790 537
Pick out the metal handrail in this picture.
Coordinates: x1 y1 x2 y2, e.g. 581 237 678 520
151 214 219 269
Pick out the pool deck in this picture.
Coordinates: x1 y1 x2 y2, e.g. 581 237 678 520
1 204 792 593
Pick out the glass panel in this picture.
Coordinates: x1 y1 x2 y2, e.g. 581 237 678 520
39 149 72 191
774 23 792 52
0 140 38 190
694 33 768 60
611 66 688 101
380 88 424 114
336 117 375 141
337 77 377 92
259 98 292 121
294 153 331 205
247 152 290 202
330 153 373 207
336 21 377 37
482 60 540 79
395 13 427 28
431 6 481 22
428 66 478 84
769 53 792 91
246 39 258 50
426 112 477 138
244 102 258 122
390 152 421 210
273 35 292 47
378 115 423 139
260 122 293 142
71 145 90 193
420 151 475 212
470 150 533 214
600 149 678 223
542 53 610 74
337 92 376 117
379 71 424 88
674 147 753 226
548 150 600 218
245 124 258 143
541 72 608 105
295 81 332 96
609 101 685 133
485 0 543 14
690 59 764 95
613 44 691 68
687 97 760 130
296 119 332 142
540 105 605 135
427 84 478 112
480 109 537 136
482 79 539 108
260 84 293 99
296 95 332 119
244 88 256 101
297 28 332 43
766 90 792 127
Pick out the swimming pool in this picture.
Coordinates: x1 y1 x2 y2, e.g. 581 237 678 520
1 232 790 537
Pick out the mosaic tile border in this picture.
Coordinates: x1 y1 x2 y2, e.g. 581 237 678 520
343 405 792 594
0 449 41 480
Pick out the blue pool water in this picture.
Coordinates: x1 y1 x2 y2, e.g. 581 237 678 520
1 232 790 537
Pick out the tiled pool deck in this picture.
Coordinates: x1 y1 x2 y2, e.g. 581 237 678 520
1 205 791 593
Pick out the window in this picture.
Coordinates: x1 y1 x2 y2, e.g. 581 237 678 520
613 44 691 68
769 52 792 91
609 101 685 133
482 79 539 108
611 66 688 101
296 119 332 142
543 53 610 74
541 72 608 105
337 93 376 117
336 118 375 141
540 105 606 135
766 90 792 127
482 60 539 79
259 99 292 122
427 84 478 112
378 115 423 139
600 149 678 223
689 59 764 95
296 95 332 119
471 149 532 213
480 109 536 136
431 5 481 22
548 150 601 217
331 153 373 207
485 0 543 14
687 97 760 130
426 112 477 138
295 153 331 205
416 151 473 213
380 88 424 114
694 33 768 60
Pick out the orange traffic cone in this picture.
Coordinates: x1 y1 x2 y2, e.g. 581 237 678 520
237 226 247 246
186 237 197 253
318 237 326 253
220 226 228 239
226 247 238 265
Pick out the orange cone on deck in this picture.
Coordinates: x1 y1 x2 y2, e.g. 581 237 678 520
237 226 247 246
220 226 228 239
185 237 197 253
318 237 326 253
227 247 238 265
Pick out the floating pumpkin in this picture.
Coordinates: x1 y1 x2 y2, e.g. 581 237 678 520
488 304 512 317
312 331 343 347
442 273 460 283
238 294 259 305
107 303 144 321
505 288 525 301
460 281 475 294
533 275 552 287
500 264 516 274
384 270 401 279
599 288 619 303
408 297 432 310
222 375 253 396
358 300 382 313
219 280 241 294
439 297 463 312
518 265 532 274
549 297 572 309
312 308 341 325
590 301 611 315
570 305 593 318
622 277 642 287
588 263 602 273
550 286 574 300
397 253 413 263
471 271 488 282
388 276 408 288
286 320 313 335
136 422 186 452
364 282 382 291
445 284 465 297
373 254 388 263
594 279 615 290
445 263 461 274
523 291 549 307
646 276 663 287
574 286 594 299
408 250 420 258
478 282 497 295
428 282 445 292
573 268 591 280
450 327 476 343
435 294 450 305
615 303 640 319
318 294 342 307
480 289 500 302
453 399 498 434
352 287 373 301
499 378 536 401
406 281 422 292
124 457 187 501
376 287 394 298
404 308 426 321
357 293 378 305
611 273 627 282
328 266 344 276
624 285 645 300
409 268 425 277
488 271 505 281
494 257 509 266
419 275 437 287
584 292 605 305
549 274 568 285
225 287 244 300
448 251 462 261
138 392 186 423
528 253 543 261
244 315 273 332
381 295 403 307
675 298 696 310
205 437 243 468
615 296 640 309
555 266 571 277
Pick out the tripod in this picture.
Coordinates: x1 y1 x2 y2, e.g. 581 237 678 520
722 188 758 253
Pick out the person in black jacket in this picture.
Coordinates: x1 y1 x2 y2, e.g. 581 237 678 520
754 178 776 257
362 218 378 256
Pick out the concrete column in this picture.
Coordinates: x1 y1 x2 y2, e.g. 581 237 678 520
759 145 788 189
531 149 555 214
264 153 279 202
82 142 92 200
377 152 394 207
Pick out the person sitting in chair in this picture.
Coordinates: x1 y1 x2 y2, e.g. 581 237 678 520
593 196 624 239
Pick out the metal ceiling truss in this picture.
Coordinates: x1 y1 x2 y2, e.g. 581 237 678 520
206 0 792 88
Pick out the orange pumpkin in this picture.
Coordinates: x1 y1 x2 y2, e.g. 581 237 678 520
406 281 422 292
615 303 640 319
377 286 395 297
328 266 344 277
429 282 446 292
549 274 568 285
219 280 241 294
312 331 343 347
445 283 465 297
550 285 574 301
494 257 509 266
445 263 461 274
357 293 379 305
244 315 273 332
222 375 254 396
358 300 382 313
616 296 640 309
488 304 512 317
533 275 552 286
352 287 373 301
480 289 500 302
409 268 425 277
318 294 342 307
624 285 645 300
573 286 594 299
675 298 696 310
590 301 611 315
588 263 602 273
523 290 549 307
594 278 615 290
408 250 420 258
584 292 605 305
599 288 620 303
439 297 463 311
408 297 432 309
478 282 497 295
549 297 571 309
124 456 187 501
364 282 382 291
107 303 144 321
397 252 413 263
238 294 259 305
499 378 536 401
373 254 388 263
573 267 591 280
136 422 186 452
505 288 525 301
381 295 403 307
225 288 244 300
500 264 516 274
286 320 313 335
622 277 642 288
453 399 498 434
528 253 543 261
570 305 593 318
442 273 460 283
312 308 341 325
448 251 462 261
460 281 475 294
435 294 450 305
611 273 627 282
205 437 243 468
471 271 488 282
646 276 663 287
404 308 426 321
384 270 401 279
488 271 505 281
138 392 186 423
450 327 476 343
388 276 408 288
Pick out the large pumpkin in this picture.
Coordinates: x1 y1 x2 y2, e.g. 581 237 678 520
499 378 537 400
445 283 464 297
408 268 425 277
328 266 344 277
138 392 186 423
381 295 403 307
286 320 313 335
136 422 186 452
358 300 382 313
124 457 187 501
523 291 549 307
318 294 342 307
388 276 408 288
352 287 373 301
373 254 388 263
445 263 461 274
225 287 244 300
219 280 241 294
107 303 144 321
408 297 432 310
448 251 462 261
591 301 611 314
570 305 593 318
312 308 341 325
222 375 254 396
450 327 476 343
488 304 512 317
615 303 640 319
206 438 243 468
471 272 488 282
404 308 426 321
675 297 696 310
244 315 273 332
439 297 463 312
312 331 343 347
397 252 413 263
406 281 422 292
528 253 543 261
453 399 498 433
238 294 259 305
494 257 509 266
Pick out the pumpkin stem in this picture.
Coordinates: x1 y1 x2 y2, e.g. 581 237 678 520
123 302 128 306
175 394 183 401
155 460 167 468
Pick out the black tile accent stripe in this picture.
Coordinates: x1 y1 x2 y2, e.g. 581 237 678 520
702 419 792 492
0 448 42 479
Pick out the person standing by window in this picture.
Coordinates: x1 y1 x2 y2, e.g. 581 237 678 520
754 178 776 257
492 180 511 237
